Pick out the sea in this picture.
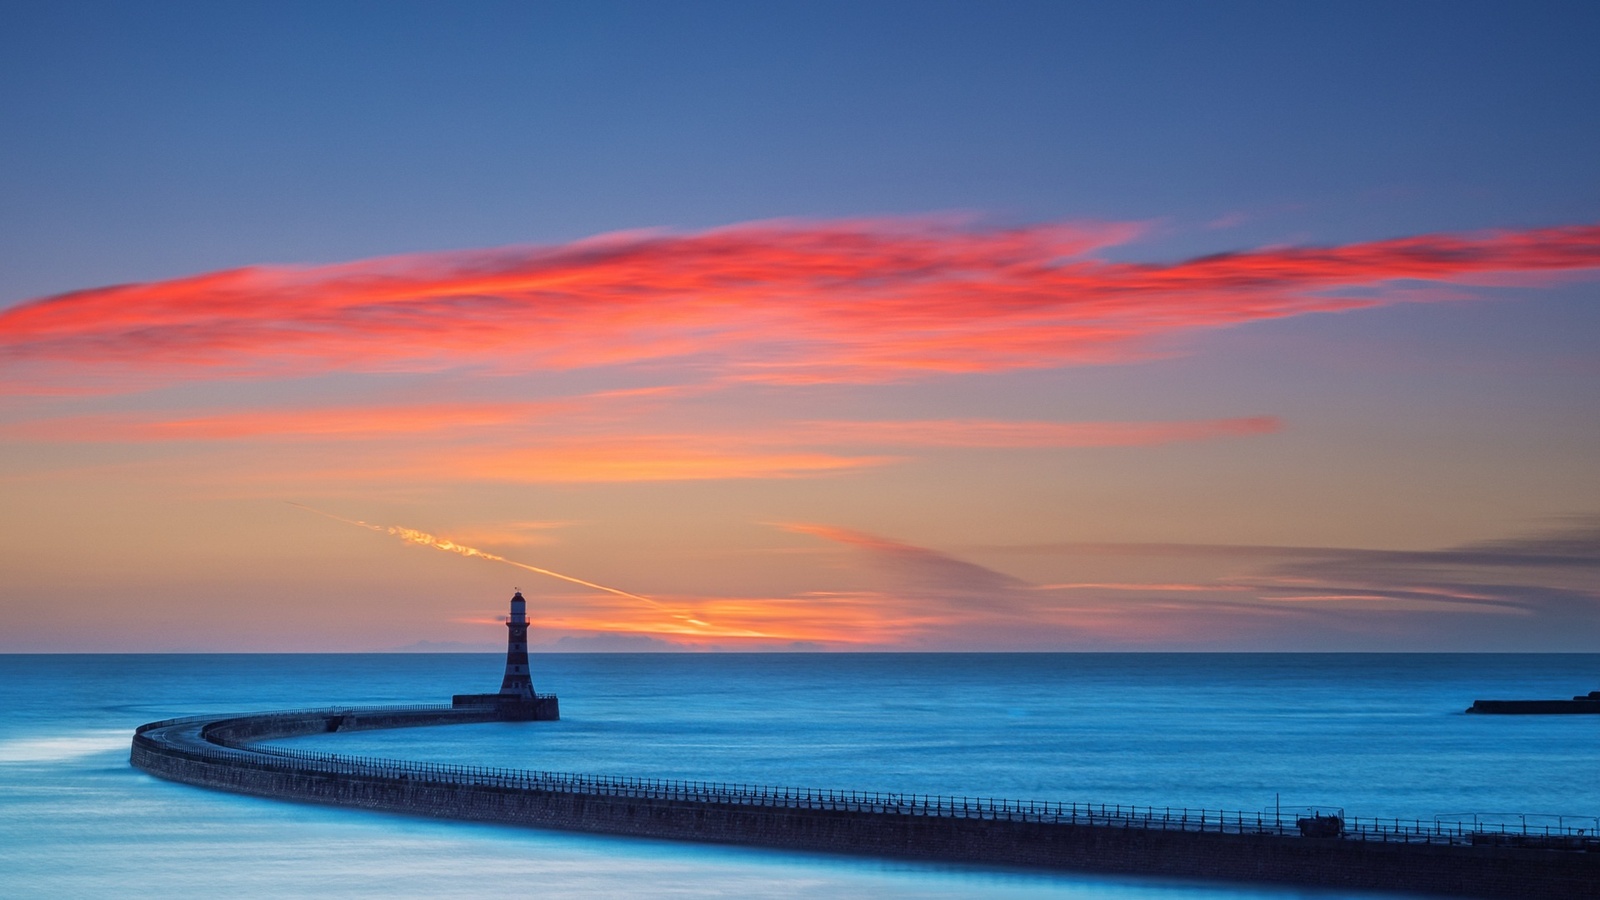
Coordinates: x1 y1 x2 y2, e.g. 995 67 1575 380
2 653 1596 898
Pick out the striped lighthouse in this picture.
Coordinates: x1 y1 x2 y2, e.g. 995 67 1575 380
499 590 534 698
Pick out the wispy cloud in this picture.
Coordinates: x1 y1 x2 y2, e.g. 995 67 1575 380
5 405 1280 483
467 519 1600 649
778 519 1600 649
7 401 560 442
1294 518 1600 571
4 218 1597 392
775 523 1245 647
797 415 1280 448
451 440 892 483
1247 519 1600 626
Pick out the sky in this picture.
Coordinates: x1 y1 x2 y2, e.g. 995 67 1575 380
2 1 1598 652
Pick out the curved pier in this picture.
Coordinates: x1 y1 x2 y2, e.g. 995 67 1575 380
130 704 1600 898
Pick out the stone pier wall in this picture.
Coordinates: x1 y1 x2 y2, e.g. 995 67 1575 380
130 709 1600 899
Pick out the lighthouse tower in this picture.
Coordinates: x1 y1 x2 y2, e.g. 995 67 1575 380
499 590 534 698
450 590 560 720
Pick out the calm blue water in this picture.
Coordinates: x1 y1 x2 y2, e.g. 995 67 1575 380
2 653 1596 898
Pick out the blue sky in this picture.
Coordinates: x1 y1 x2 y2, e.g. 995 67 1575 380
5 1 1596 298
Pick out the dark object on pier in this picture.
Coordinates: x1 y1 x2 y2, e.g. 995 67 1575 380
1297 814 1343 838
1467 690 1600 714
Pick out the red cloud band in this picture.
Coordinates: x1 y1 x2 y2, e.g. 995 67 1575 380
4 218 1598 388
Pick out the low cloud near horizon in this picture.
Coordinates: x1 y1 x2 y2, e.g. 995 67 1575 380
774 518 1600 651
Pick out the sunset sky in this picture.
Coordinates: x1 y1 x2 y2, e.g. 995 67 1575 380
3 1 1598 651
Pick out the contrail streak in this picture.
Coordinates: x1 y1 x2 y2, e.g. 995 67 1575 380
287 502 663 608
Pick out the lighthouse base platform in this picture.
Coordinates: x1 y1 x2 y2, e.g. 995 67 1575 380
451 693 560 721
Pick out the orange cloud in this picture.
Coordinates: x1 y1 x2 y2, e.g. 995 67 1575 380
457 441 893 482
5 218 1597 392
4 402 1278 483
8 401 557 442
524 589 953 647
10 404 1277 450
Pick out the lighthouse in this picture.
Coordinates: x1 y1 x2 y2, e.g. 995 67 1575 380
451 590 560 720
499 590 534 698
